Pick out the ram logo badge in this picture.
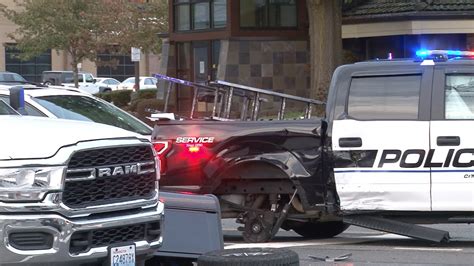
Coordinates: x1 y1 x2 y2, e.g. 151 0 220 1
97 164 139 177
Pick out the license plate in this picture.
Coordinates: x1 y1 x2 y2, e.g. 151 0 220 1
110 244 136 266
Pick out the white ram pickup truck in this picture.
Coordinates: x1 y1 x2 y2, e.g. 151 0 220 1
0 115 163 265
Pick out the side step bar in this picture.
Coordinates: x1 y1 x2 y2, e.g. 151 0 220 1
343 215 450 243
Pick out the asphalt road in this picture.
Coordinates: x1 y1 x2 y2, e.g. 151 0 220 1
222 219 474 265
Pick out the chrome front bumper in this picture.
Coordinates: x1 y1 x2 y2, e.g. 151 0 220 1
0 201 164 265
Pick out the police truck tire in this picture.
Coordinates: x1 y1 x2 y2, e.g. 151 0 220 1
197 248 299 266
292 221 349 239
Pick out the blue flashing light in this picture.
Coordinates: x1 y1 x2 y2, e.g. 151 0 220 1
416 49 474 58
416 50 430 57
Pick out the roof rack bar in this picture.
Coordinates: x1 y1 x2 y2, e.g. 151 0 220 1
190 86 198 119
241 97 249 120
224 86 233 119
278 98 286 120
154 73 325 121
211 87 219 117
216 80 324 106
163 81 172 113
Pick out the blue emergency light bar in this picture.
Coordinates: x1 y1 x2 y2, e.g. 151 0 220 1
416 49 474 57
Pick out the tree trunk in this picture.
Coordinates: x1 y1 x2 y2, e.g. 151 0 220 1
306 0 342 102
72 59 79 88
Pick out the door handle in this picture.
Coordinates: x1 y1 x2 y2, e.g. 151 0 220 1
437 136 460 146
339 137 362 148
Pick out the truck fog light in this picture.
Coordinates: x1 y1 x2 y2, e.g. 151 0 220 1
0 166 65 202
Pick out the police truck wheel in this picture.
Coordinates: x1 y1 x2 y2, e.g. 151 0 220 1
197 248 299 266
292 221 349 239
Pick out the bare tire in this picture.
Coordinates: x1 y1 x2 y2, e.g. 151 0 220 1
292 221 349 239
197 248 299 266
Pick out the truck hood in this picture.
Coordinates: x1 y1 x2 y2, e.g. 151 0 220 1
0 116 145 160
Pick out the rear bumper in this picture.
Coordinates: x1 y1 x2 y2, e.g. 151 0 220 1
0 202 164 265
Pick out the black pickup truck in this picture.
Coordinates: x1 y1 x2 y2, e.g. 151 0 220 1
153 51 474 243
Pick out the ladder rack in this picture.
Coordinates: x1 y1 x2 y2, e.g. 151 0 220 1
154 73 325 121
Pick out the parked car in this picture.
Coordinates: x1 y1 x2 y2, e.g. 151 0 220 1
118 76 158 91
95 77 121 91
41 71 105 94
0 85 152 136
0 71 28 85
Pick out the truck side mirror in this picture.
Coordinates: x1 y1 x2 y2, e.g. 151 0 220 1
9 86 26 115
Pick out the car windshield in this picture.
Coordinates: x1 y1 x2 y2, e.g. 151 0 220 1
33 95 152 135
0 99 18 115
123 78 134 84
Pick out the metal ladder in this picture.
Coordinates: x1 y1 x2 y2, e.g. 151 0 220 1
154 74 325 121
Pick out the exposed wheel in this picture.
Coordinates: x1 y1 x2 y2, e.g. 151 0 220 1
292 221 349 239
197 248 299 266
240 211 273 243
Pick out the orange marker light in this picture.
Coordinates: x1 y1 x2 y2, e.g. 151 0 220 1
188 145 200 153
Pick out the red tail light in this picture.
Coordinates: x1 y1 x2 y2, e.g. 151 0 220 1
153 141 171 174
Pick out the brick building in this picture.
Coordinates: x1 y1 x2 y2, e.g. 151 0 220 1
158 0 474 102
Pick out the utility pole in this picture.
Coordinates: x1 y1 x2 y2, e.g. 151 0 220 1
131 47 141 91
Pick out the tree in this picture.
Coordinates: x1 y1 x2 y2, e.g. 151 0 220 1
306 0 343 102
102 0 168 55
0 0 106 87
101 0 168 90
0 0 168 88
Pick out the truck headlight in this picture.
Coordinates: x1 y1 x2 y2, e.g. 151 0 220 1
0 166 65 201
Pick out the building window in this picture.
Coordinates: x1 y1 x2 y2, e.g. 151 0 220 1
213 0 226 28
5 45 51 82
240 0 297 28
174 0 226 31
97 48 134 81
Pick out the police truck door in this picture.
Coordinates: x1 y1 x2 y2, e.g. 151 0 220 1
332 66 433 211
431 67 474 211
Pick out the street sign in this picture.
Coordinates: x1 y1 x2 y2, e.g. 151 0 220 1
131 47 141 62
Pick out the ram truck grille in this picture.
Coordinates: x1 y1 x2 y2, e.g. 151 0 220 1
63 145 156 209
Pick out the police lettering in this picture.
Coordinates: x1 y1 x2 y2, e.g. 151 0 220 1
377 149 474 168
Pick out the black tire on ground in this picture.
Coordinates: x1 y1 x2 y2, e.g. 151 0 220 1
197 248 299 266
292 221 349 239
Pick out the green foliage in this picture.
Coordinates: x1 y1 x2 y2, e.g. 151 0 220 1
100 0 168 54
110 90 132 108
129 89 158 112
0 0 168 86
95 92 113 102
135 99 165 126
136 89 158 100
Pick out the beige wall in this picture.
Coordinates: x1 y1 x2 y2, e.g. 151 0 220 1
343 20 474 39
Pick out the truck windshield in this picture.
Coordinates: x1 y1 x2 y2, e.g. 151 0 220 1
33 95 152 135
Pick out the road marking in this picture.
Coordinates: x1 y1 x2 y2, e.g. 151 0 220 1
393 247 463 252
